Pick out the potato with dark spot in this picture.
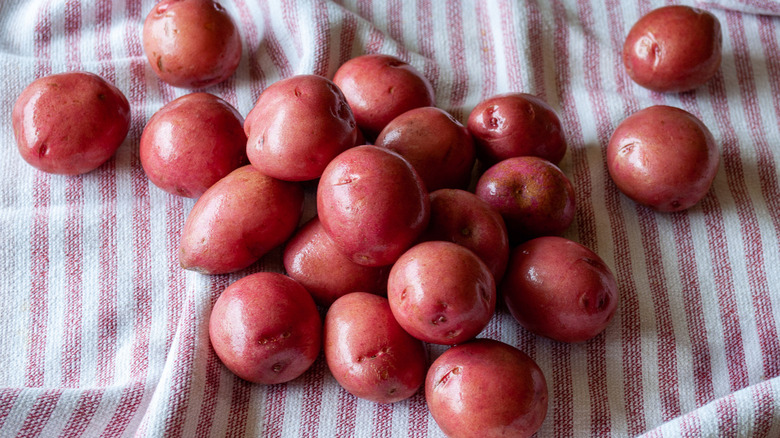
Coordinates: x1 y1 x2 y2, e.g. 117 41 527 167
209 272 322 385
324 292 427 403
142 0 242 89
12 71 130 175
426 339 548 438
501 236 618 343
623 5 722 93
387 241 495 345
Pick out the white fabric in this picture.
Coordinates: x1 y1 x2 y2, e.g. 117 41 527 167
0 0 779 437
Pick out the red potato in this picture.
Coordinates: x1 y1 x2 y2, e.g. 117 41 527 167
12 71 130 175
209 272 322 385
623 5 722 93
425 339 548 438
143 0 242 89
387 241 495 345
283 217 389 307
179 165 303 274
244 75 357 181
333 54 435 139
607 105 719 212
324 292 428 403
467 93 567 165
317 145 429 267
374 107 476 192
419 189 509 283
501 236 618 343
140 92 247 198
475 156 576 244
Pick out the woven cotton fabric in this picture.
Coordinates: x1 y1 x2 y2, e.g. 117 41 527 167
0 0 778 437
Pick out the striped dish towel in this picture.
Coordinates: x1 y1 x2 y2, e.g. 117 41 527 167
0 0 778 437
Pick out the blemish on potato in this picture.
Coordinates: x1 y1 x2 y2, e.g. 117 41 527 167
435 366 461 389
432 315 447 325
619 141 636 156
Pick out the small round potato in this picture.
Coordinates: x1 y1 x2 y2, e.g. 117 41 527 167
419 189 509 283
209 272 322 385
179 165 304 274
143 0 242 89
374 106 476 192
283 217 388 307
467 93 567 165
333 54 435 139
425 339 548 438
387 241 495 345
623 5 722 93
12 71 130 175
245 75 357 181
475 156 576 244
317 145 430 267
501 236 619 343
324 292 428 403
607 105 719 212
140 92 247 198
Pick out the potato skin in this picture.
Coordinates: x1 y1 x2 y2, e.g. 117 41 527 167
607 105 719 212
425 339 548 438
623 5 722 93
419 189 509 283
245 75 357 181
179 165 303 274
333 54 435 139
317 145 430 267
475 156 575 244
501 236 618 343
467 93 566 166
375 106 476 192
283 217 388 307
387 241 495 345
142 0 242 89
140 92 247 198
12 71 130 175
324 292 427 403
209 272 322 385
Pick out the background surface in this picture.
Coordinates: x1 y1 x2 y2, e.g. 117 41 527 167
0 0 778 436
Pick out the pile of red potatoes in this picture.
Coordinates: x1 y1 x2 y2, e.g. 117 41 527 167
11 1 723 436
